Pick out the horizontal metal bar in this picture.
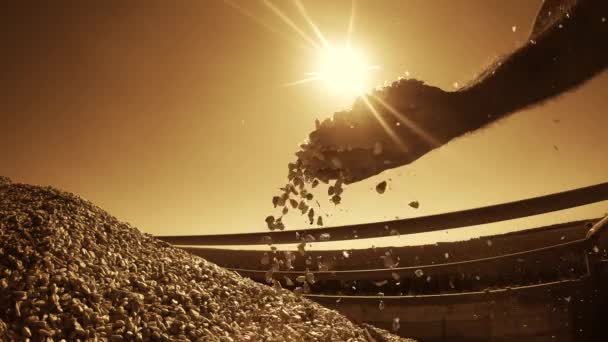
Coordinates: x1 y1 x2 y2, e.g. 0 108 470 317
182 218 591 256
157 182 608 245
304 277 587 306
229 238 588 282
586 214 608 239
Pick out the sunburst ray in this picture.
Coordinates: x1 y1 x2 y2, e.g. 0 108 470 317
262 0 321 50
222 0 311 51
361 95 409 153
283 76 321 87
370 94 441 147
293 0 329 49
346 0 356 48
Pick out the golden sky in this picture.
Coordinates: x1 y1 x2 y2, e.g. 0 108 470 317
1 0 606 246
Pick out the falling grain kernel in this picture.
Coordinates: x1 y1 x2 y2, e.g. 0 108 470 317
376 181 387 194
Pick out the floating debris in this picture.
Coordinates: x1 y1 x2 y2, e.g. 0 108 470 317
271 257 281 272
374 280 388 287
260 252 270 265
297 242 307 255
308 208 315 224
265 270 274 284
414 269 424 278
376 181 387 194
382 252 397 268
305 271 316 284
334 186 343 196
392 317 401 332
408 200 419 209
298 200 309 215
318 261 329 272
302 282 311 294
265 215 275 229
265 216 284 231
319 233 331 241
378 300 385 311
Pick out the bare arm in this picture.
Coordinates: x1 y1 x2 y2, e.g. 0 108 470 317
459 0 607 132
297 0 607 184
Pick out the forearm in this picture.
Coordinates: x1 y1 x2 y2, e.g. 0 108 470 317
295 1 607 184
460 0 607 129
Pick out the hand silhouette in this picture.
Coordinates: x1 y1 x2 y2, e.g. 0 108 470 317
297 79 473 184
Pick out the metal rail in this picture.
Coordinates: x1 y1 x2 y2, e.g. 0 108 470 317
226 216 607 282
229 237 589 282
158 182 608 245
181 218 593 265
304 277 587 306
586 214 608 239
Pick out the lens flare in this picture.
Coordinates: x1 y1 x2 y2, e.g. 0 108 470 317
317 46 370 95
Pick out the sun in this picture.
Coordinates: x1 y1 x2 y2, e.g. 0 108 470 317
287 44 378 98
256 0 378 97
316 46 371 95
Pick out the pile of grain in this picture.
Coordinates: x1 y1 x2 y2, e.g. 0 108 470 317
0 177 412 341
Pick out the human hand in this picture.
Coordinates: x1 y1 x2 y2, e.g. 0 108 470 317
296 78 473 184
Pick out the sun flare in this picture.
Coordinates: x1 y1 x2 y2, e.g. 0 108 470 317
315 46 373 95
263 0 378 98
287 45 378 98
